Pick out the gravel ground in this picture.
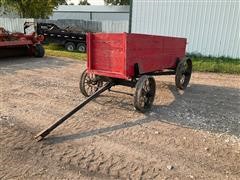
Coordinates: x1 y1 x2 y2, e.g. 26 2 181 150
0 56 240 179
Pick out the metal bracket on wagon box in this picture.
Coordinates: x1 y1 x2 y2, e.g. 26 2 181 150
34 82 113 141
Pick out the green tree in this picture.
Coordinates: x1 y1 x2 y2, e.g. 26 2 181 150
104 0 130 5
0 0 67 18
79 0 90 5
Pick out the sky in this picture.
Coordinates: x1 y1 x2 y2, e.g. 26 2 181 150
68 0 104 5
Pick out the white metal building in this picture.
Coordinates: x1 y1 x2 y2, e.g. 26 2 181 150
130 0 239 58
50 5 129 21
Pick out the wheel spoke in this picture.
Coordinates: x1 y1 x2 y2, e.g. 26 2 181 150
86 86 91 94
141 88 147 96
89 86 94 94
139 95 145 107
184 68 191 75
143 81 150 92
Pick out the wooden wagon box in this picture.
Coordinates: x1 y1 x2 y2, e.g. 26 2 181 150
87 33 187 80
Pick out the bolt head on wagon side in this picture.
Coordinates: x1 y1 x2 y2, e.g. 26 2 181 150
80 33 192 113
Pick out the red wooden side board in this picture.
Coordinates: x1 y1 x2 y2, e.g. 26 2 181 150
87 33 187 80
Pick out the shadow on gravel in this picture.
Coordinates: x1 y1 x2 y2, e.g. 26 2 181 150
47 83 240 144
152 84 240 137
0 56 75 75
47 117 157 144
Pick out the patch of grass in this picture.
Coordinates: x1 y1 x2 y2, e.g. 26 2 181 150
44 44 86 61
191 57 240 74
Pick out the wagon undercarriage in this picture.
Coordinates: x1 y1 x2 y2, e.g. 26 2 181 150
35 33 192 140
35 58 192 141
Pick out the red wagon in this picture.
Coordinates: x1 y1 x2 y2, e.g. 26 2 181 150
35 33 192 140
80 33 192 112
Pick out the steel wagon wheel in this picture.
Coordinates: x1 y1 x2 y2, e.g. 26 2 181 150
175 58 192 90
79 69 103 97
134 75 156 113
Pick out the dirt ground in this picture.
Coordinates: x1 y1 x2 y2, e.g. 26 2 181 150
0 56 239 180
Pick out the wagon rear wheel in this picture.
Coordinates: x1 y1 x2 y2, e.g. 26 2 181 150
175 58 192 90
134 75 156 113
79 69 103 97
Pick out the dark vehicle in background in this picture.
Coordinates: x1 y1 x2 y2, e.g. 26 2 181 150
36 23 86 53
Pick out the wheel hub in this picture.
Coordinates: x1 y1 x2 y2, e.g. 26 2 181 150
68 45 74 51
180 74 185 84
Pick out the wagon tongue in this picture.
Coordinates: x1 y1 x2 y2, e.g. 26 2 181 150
34 82 113 141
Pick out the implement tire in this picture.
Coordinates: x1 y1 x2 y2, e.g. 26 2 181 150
34 44 45 58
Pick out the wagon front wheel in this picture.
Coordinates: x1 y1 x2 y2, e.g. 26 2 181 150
134 76 156 113
175 58 192 90
79 69 103 97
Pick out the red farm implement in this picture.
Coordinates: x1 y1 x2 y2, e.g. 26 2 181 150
35 33 192 140
0 27 45 58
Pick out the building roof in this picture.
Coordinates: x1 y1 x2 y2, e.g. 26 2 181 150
54 5 129 13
